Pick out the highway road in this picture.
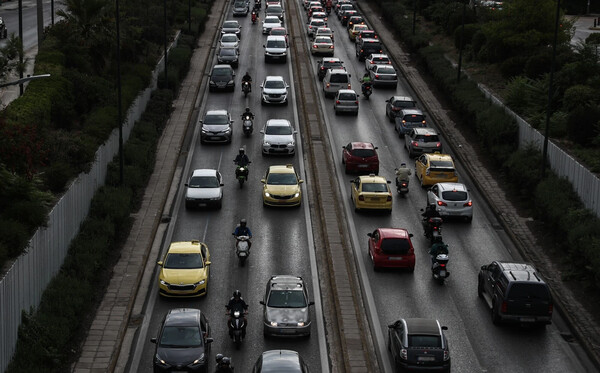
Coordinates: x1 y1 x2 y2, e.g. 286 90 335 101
0 0 62 50
121 0 596 371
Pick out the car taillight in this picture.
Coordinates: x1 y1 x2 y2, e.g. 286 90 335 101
548 304 553 315
440 263 446 267
443 350 450 361
329 45 334 49
437 201 447 207
411 141 419 147
336 100 340 104
313 44 317 48
320 66 325 70
422 120 427 125
347 83 351 88
386 195 392 201
501 301 507 313
401 182 407 187
326 83 330 88
436 142 442 147
375 74 380 79
400 348 407 360
358 195 364 201
464 201 472 207
354 100 358 104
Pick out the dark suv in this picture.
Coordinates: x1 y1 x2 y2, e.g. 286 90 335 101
355 38 383 61
478 261 553 326
388 318 451 373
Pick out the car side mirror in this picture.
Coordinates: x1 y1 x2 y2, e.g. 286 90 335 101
157 261 163 266
367 233 372 237
299 179 304 184
387 180 391 184
220 183 224 186
309 301 315 306
263 45 265 48
260 130 264 134
261 179 266 183
205 337 214 344
441 326 448 331
409 233 414 238
260 300 265 305
185 183 189 187
260 84 264 88
293 130 298 134
205 261 211 266
151 337 157 344
374 146 378 149
481 265 488 271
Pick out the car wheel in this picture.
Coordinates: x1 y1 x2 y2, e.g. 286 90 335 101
492 301 502 325
185 201 191 210
477 278 484 298
261 99 266 106
334 109 339 115
408 266 415 273
466 216 473 223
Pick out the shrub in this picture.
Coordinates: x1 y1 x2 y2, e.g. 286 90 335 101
0 219 30 258
566 105 600 146
498 55 528 78
502 146 543 201
524 48 553 79
562 84 597 112
89 186 133 228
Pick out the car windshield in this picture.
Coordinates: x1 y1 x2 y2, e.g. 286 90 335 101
164 253 204 269
377 67 396 74
311 20 325 26
408 335 441 348
441 190 468 201
265 80 285 89
361 183 388 193
429 160 454 168
508 283 551 300
325 62 343 68
393 99 416 108
267 5 282 13
204 114 229 124
415 134 439 142
268 290 307 308
266 125 293 135
403 114 425 122
265 18 280 24
160 326 202 348
267 40 287 48
318 29 332 35
220 48 237 56
223 21 238 28
234 1 245 6
380 238 410 254
267 173 297 185
221 35 237 42
189 176 219 188
350 149 375 157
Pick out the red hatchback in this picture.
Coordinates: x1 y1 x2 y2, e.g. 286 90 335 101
342 142 379 174
367 228 415 271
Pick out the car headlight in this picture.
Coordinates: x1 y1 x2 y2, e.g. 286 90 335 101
160 279 170 286
224 128 231 133
191 353 206 366
264 141 271 146
287 142 294 146
155 354 170 368
195 279 205 286
270 321 278 326
264 192 271 197
201 128 209 134
294 192 300 198
297 322 305 327
228 80 234 85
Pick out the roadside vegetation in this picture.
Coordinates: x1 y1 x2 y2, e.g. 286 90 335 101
370 0 600 294
1 0 212 370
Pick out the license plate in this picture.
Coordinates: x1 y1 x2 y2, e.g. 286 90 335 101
417 356 435 362
358 164 368 168
520 317 535 322
369 197 380 201
388 257 403 260
211 136 221 140
198 203 207 207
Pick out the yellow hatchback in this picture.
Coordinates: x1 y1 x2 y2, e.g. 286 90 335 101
349 24 369 41
261 164 304 207
414 153 458 187
350 174 392 213
157 240 211 298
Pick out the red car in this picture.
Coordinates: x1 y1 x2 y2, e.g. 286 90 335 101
368 228 415 271
342 142 379 174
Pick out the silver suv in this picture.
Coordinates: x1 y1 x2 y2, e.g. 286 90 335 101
322 68 351 98
260 275 314 337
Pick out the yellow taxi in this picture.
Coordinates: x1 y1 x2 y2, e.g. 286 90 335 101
414 153 458 187
350 174 392 213
349 24 369 41
261 164 304 207
157 240 211 297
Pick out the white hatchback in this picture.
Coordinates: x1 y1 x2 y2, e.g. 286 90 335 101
427 182 473 222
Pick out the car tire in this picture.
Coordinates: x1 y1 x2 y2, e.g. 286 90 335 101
334 109 339 115
185 202 191 210
466 216 473 223
261 99 266 106
492 301 502 325
408 266 415 273
216 200 222 209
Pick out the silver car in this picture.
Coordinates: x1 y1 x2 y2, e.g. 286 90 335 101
262 16 283 34
199 109 233 143
368 64 398 87
185 169 224 209
261 119 297 156
427 182 473 222
232 1 249 16
260 76 289 105
219 33 240 49
221 20 241 39
404 127 442 157
333 89 359 115
260 275 314 337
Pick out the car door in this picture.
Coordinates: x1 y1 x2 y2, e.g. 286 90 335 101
343 143 352 163
390 321 404 363
415 155 426 179
427 184 440 205
201 243 211 278
368 229 378 257
483 262 500 297
351 177 360 203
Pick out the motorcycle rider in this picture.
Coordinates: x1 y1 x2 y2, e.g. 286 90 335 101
241 107 255 121
251 9 258 23
233 218 253 249
215 354 235 372
234 148 250 167
428 235 449 266
395 162 411 186
360 72 373 95
241 71 252 92
226 290 249 338
421 203 441 237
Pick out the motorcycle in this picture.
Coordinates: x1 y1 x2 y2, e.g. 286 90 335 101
226 306 247 349
395 174 409 196
234 162 250 188
431 253 450 284
235 234 251 266
254 0 261 9
242 81 251 97
0 17 7 39
241 114 253 137
361 82 372 100
422 216 443 244
251 11 257 24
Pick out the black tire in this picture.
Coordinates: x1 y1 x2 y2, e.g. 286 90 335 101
492 302 502 325
334 109 339 115
216 200 222 210
477 279 484 298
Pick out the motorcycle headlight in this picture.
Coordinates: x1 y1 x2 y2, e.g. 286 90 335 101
270 321 278 326
155 354 170 368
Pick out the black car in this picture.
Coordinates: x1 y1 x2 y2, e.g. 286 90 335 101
209 64 236 92
151 308 213 373
355 38 383 61
478 261 553 326
217 47 239 67
252 350 310 373
316 57 345 81
385 95 417 121
388 318 451 373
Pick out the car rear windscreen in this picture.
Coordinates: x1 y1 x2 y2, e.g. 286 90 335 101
403 114 425 122
350 149 375 158
330 74 349 83
441 190 468 201
380 238 410 254
415 134 439 142
408 335 441 348
508 283 551 300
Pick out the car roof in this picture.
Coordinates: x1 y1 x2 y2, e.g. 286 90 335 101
265 15 281 20
328 68 348 74
349 141 375 149
401 108 423 115
412 127 437 135
316 27 332 32
191 169 218 177
265 75 285 81
205 109 229 115
496 261 544 282
369 54 389 59
322 57 342 63
260 350 303 372
374 64 395 69
391 95 414 101
352 24 369 29
167 240 204 254
270 27 287 32
404 318 442 336
164 308 202 327
268 164 296 174
423 153 454 162
358 174 388 183
266 119 291 126
378 228 410 239
267 35 286 41
268 275 305 290
436 182 467 192
337 89 357 95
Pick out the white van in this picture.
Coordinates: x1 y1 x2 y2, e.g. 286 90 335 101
322 68 351 98
263 35 288 63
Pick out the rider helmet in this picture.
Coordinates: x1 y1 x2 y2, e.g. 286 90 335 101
400 162 406 167
240 219 247 228
245 107 251 113
239 148 245 155
434 235 443 243
216 353 224 363
222 357 231 366
233 289 242 299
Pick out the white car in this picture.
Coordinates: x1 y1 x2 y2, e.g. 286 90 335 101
262 16 282 34
260 75 289 105
426 182 473 222
368 64 398 87
311 36 334 56
333 89 359 115
314 27 334 41
185 169 224 209
260 119 297 156
364 53 391 70
220 33 240 49
307 18 326 37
